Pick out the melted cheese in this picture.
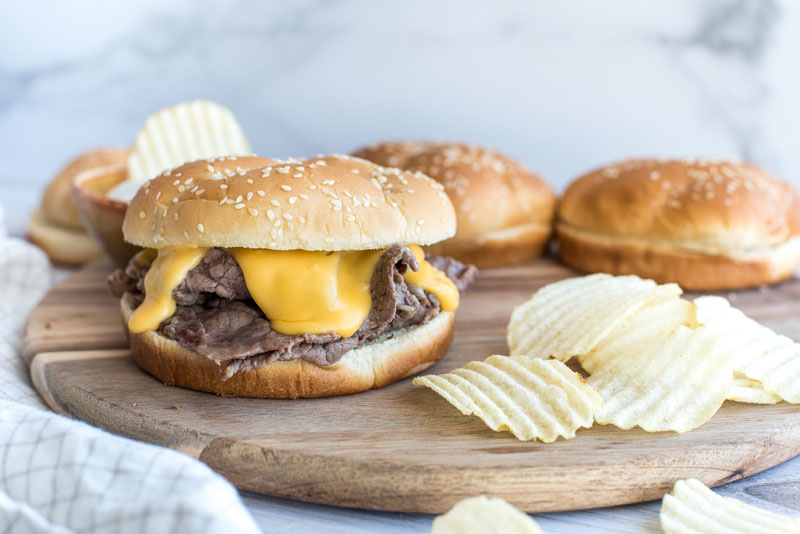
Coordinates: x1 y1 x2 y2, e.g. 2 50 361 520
405 245 459 311
232 248 386 337
127 247 208 333
129 244 459 339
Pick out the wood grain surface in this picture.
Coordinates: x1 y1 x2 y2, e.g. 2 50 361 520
25 258 800 514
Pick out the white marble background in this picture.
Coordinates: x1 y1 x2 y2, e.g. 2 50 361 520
2 0 800 236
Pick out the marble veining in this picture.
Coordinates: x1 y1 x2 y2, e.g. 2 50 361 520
1 0 798 199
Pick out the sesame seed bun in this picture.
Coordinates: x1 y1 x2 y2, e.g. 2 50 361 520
43 148 130 229
557 159 800 290
121 293 455 398
28 147 128 265
352 142 555 268
123 154 456 251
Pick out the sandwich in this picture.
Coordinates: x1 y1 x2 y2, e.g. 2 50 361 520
557 158 800 290
352 142 556 268
109 154 476 398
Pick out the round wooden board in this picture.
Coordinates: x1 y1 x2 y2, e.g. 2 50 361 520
25 258 800 514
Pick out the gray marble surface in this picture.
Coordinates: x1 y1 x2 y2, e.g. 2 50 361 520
1 0 799 198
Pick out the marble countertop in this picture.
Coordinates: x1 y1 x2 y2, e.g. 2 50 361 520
4 187 799 533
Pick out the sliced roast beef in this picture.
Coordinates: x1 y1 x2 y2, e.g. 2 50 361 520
110 244 475 378
427 255 477 291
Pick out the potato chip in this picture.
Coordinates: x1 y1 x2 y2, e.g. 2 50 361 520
127 100 251 182
661 478 800 533
414 356 602 442
728 376 781 404
508 273 682 362
589 324 734 433
577 298 697 375
695 296 800 403
431 496 542 534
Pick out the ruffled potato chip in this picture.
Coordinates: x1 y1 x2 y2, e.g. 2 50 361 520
508 273 681 362
414 356 601 442
128 100 251 182
661 479 800 533
431 496 542 534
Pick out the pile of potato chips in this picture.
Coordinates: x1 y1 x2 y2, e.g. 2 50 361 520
415 273 800 441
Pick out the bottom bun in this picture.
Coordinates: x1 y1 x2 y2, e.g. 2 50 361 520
121 293 455 398
557 223 800 291
426 222 552 269
27 207 104 266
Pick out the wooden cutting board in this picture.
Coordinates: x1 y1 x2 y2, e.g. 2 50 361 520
25 258 800 514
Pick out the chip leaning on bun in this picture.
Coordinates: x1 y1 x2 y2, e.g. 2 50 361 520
28 147 129 265
352 142 556 269
557 159 800 290
108 154 476 398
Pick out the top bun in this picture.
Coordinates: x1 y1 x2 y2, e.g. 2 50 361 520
124 154 456 250
559 158 800 254
43 147 130 228
354 142 555 238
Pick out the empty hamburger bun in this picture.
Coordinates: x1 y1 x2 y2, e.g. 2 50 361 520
353 142 556 268
557 158 800 290
28 147 129 265
120 154 459 398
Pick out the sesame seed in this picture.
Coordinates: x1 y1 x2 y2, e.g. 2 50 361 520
247 178 254 184
724 198 733 206
316 161 327 166
173 213 179 221
267 210 275 220
178 185 185 192
247 192 253 201
195 188 205 195
185 177 194 185
300 193 309 199
298 216 306 223
219 197 228 205
283 213 293 220
289 196 297 204
351 169 360 174
139 211 146 219
276 166 290 174
293 173 303 178
309 184 317 190
145 188 150 194
190 186 198 193
257 190 265 196
155 191 162 200
197 223 204 233
248 208 259 216
346 215 356 222
238 168 247 176
281 185 292 191
650 171 660 180
235 195 243 203
220 184 229 189
271 199 280 207
234 203 245 209
207 165 215 172
175 173 182 177
173 180 181 186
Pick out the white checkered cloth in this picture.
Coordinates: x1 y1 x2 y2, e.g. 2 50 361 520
0 204 260 534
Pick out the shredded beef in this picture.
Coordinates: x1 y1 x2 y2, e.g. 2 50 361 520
109 245 474 378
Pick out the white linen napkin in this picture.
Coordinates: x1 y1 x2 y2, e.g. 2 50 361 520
0 203 260 534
